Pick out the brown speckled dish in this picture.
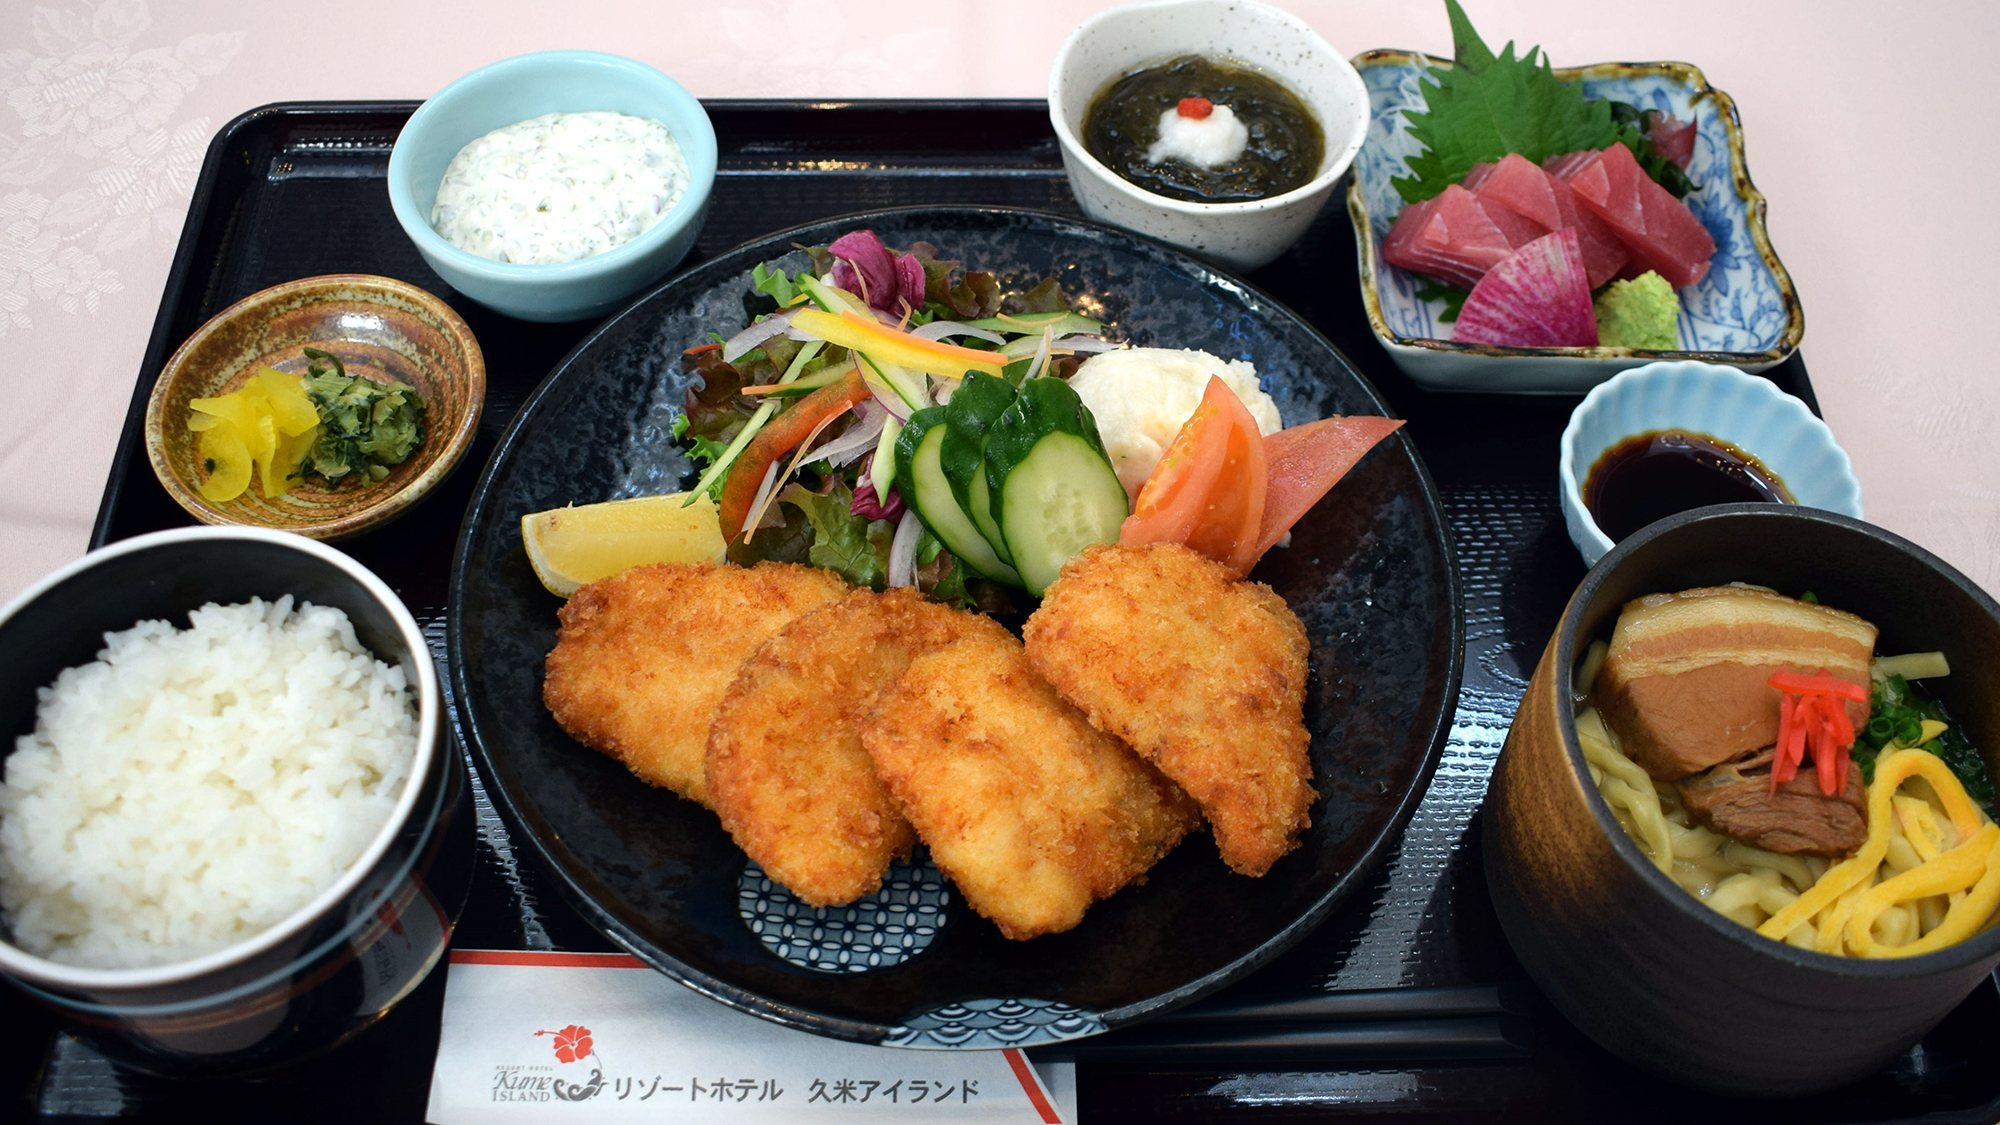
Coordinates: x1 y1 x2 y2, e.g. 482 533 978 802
144 275 484 539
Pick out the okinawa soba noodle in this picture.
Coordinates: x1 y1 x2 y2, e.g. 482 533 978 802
1575 590 2000 959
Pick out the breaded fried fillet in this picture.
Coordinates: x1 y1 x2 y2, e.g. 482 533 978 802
1023 542 1313 877
862 620 1199 939
706 588 989 907
543 562 848 806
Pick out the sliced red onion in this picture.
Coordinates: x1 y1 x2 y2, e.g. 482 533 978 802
887 510 922 588
1023 327 1054 382
911 321 1007 346
739 461 781 540
866 378 911 421
810 404 887 468
721 309 796 363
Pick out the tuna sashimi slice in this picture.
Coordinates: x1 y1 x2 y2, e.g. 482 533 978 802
1451 227 1598 348
1563 145 1648 239
1381 195 1438 274
1460 161 1498 192
1542 150 1597 181
1547 173 1629 288
1475 153 1564 232
1478 197 1548 248
1565 144 1715 287
1649 113 1697 170
1380 184 1514 290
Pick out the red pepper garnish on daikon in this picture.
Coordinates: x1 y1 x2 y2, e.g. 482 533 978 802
1177 97 1214 120
1766 667 1866 797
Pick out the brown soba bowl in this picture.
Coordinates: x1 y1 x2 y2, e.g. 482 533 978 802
1485 504 2000 1097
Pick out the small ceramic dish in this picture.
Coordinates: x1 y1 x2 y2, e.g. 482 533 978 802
144 274 484 540
1048 0 1369 273
1348 53 1804 392
387 50 717 323
1485 505 2000 1096
0 527 473 1075
1560 361 1860 566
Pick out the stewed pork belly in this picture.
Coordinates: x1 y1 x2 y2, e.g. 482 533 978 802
1592 585 1875 780
1589 585 1878 857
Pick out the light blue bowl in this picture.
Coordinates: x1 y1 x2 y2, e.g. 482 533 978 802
1559 361 1863 566
387 51 716 323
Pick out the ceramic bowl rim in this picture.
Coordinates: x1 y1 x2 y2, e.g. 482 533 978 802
0 526 442 991
1551 503 2000 979
142 272 486 540
1557 360 1862 562
1347 50 1806 368
384 48 718 284
1046 0 1369 217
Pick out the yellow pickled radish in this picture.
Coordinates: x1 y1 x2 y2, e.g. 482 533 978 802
196 425 253 502
251 367 320 436
186 366 324 501
520 493 728 597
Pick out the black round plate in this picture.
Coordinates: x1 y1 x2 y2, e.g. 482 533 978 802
447 206 1463 1047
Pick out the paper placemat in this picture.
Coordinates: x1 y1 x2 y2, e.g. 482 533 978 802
427 950 1075 1124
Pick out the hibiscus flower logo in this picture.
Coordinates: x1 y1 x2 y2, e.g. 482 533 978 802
533 1024 606 1102
535 1023 594 1065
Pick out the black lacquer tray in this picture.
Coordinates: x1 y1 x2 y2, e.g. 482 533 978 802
13 100 1997 1122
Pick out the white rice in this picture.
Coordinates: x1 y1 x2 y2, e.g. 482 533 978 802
0 597 416 969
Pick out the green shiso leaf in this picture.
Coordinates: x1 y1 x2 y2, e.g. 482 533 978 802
1393 0 1623 204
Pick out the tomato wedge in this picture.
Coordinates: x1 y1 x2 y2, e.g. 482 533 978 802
1120 376 1266 575
1251 416 1405 561
717 365 870 538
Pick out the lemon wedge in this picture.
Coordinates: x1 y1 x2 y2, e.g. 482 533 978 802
521 493 728 597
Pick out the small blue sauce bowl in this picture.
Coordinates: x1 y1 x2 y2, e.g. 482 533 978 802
387 50 717 323
0 527 473 1076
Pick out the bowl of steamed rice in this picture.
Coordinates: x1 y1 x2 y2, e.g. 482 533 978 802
0 526 470 1074
1485 505 2000 1096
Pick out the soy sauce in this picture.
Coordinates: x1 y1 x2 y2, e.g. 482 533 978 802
1583 430 1792 542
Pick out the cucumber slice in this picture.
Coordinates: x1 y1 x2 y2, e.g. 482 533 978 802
895 408 1022 586
939 372 1018 564
983 378 1129 595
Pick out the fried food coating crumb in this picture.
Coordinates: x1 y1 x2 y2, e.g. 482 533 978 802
862 619 1198 939
707 588 990 906
543 562 848 806
1023 542 1313 876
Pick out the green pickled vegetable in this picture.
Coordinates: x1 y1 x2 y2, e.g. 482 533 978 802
299 348 427 486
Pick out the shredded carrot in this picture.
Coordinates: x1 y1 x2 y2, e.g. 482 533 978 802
683 341 723 355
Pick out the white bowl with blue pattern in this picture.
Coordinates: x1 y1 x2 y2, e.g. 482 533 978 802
1560 361 1862 566
1348 52 1804 393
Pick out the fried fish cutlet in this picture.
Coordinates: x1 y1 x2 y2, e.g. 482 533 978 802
862 620 1199 940
542 562 848 806
1022 542 1313 877
705 588 989 907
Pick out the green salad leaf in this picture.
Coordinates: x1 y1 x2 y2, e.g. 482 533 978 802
778 479 894 589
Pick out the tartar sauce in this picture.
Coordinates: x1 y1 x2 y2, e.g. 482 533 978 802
430 111 689 265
